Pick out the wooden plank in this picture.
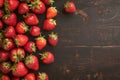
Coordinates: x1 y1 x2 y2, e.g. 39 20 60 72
42 0 120 80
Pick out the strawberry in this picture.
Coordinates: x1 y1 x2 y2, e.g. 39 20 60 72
18 3 29 14
48 32 58 46
24 73 35 80
12 62 28 77
40 51 54 64
41 0 54 5
0 50 9 62
12 77 20 80
0 0 4 8
14 34 28 46
64 1 76 13
10 48 25 62
0 62 11 74
46 7 57 19
24 13 39 25
2 13 17 26
0 10 4 18
25 55 39 71
36 36 47 50
1 75 10 80
24 41 36 53
36 72 49 80
2 38 15 51
4 0 19 12
43 19 56 31
4 26 16 38
15 22 28 34
30 26 40 37
30 0 46 14
0 20 3 30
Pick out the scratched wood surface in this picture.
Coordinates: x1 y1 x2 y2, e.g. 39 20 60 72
39 0 120 80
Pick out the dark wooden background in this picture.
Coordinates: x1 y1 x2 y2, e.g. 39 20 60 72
39 0 120 80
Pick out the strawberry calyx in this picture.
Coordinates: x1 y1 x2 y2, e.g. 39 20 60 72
32 43 36 52
4 0 10 14
49 32 58 39
25 55 33 64
3 38 10 49
13 50 24 62
22 22 29 32
36 34 45 40
64 1 70 8
29 0 41 9
11 63 17 71
51 7 57 12
14 38 19 46
2 62 10 69
49 19 56 25
49 0 54 5
38 72 47 80
23 13 31 18
3 14 10 20
40 52 48 59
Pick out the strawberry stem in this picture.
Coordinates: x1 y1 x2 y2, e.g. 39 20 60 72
0 32 3 39
4 0 10 14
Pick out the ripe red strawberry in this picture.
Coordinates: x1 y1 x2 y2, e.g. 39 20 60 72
30 26 40 37
14 34 28 46
36 72 49 80
41 0 54 5
12 77 20 80
0 62 11 74
25 55 39 70
36 36 47 50
40 51 54 64
12 62 28 77
4 0 19 12
0 10 4 18
30 0 46 14
0 20 3 30
24 41 36 53
24 13 39 25
64 1 76 13
18 3 29 14
1 75 10 80
24 73 35 80
0 50 9 62
10 48 25 62
46 7 57 19
2 13 17 26
15 22 28 34
43 19 56 30
48 32 58 46
4 26 16 38
0 0 4 8
2 38 15 51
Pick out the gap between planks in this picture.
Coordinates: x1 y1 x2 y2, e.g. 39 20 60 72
65 45 120 48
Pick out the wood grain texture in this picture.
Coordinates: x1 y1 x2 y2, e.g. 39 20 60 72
40 0 120 80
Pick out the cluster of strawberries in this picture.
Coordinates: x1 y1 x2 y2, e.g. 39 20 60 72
0 0 76 80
